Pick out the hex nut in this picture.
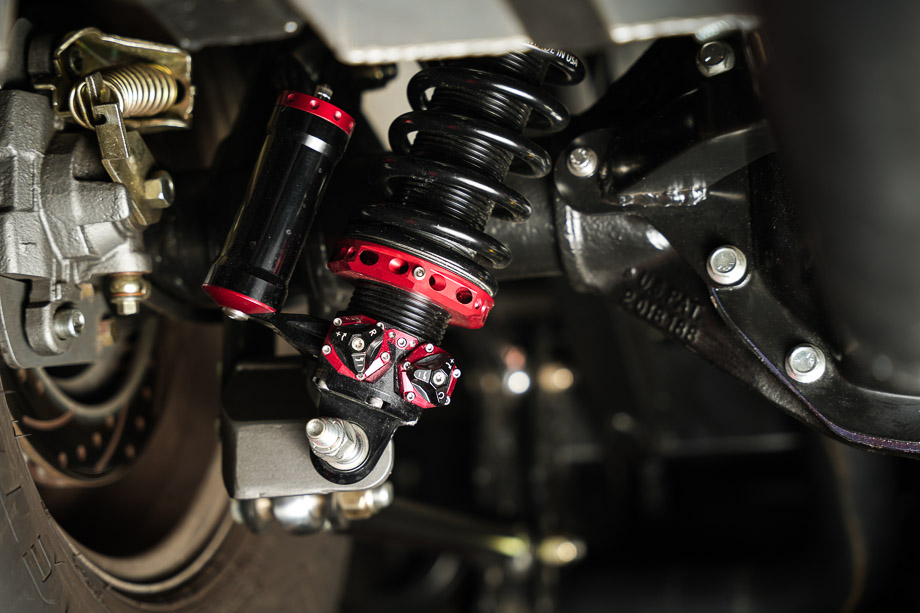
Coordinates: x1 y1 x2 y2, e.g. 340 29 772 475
143 170 175 208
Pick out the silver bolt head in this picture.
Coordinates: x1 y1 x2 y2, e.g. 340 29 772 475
53 307 85 340
321 344 332 355
412 266 426 279
351 336 366 351
452 369 461 379
223 307 248 321
567 147 598 178
425 343 434 353
706 245 747 285
333 317 343 326
406 392 416 401
314 84 333 101
381 352 390 362
432 371 448 386
356 373 366 380
697 41 735 77
396 337 408 348
388 331 396 338
785 344 826 383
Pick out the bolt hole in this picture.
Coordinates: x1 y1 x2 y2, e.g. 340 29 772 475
456 288 473 304
388 258 409 275
429 274 446 291
359 250 379 266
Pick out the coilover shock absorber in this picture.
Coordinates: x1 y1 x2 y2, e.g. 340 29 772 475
207 48 582 494
328 45 584 344
304 45 584 482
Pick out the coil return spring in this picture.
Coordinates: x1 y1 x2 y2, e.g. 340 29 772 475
330 45 584 344
69 63 181 130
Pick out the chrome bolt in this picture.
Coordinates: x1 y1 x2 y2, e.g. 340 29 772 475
396 337 408 348
785 344 826 383
706 245 747 285
271 494 328 535
108 272 149 316
452 369 461 379
333 482 394 521
432 371 448 386
388 331 396 339
567 147 598 177
356 373 366 380
403 361 412 369
697 41 735 77
314 84 333 101
333 317 343 326
376 322 385 329
406 392 416 401
381 352 390 362
306 417 368 471
412 266 426 280
351 336 366 351
425 343 434 353
322 344 332 355
223 307 249 321
53 307 85 340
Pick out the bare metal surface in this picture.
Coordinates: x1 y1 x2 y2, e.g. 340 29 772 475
0 90 152 367
289 0 530 64
590 0 757 44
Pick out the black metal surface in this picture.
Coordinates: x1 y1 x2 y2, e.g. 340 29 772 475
554 36 769 215
347 280 450 342
762 3 920 395
547 32 920 452
206 100 349 311
342 48 583 344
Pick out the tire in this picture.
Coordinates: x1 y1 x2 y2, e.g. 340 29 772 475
0 320 350 612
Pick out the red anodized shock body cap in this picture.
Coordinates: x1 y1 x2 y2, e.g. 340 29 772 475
277 91 356 135
201 284 276 315
328 238 495 329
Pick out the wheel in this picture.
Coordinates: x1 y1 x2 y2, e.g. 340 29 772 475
0 318 350 612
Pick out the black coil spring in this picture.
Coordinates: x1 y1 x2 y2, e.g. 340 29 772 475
346 45 584 343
